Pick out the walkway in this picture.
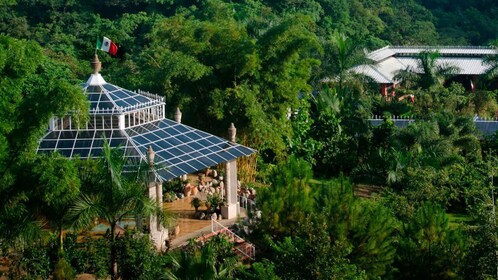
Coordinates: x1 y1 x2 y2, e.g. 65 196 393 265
165 196 246 249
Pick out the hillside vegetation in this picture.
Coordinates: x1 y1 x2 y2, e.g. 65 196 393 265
1 1 498 279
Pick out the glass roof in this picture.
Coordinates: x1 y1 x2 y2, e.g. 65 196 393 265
37 119 256 181
37 129 140 160
126 119 255 180
39 70 256 181
83 83 163 113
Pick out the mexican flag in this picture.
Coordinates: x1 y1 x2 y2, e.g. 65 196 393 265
96 36 118 56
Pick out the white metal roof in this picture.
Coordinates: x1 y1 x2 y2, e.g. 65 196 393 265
354 45 498 83
367 46 396 62
389 46 497 56
351 57 407 83
367 46 497 62
396 57 489 75
86 73 107 86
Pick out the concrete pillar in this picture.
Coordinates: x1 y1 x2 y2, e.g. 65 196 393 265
49 117 56 130
118 114 125 130
146 146 168 251
381 84 387 96
221 123 239 219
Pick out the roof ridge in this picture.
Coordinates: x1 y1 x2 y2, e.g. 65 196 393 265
391 45 494 50
368 64 393 83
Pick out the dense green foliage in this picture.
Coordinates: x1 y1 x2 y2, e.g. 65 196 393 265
0 0 498 279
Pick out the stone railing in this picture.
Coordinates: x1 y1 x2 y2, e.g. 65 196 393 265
368 116 498 135
211 220 255 260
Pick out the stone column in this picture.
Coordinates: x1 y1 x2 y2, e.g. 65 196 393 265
221 123 239 219
174 107 182 123
174 108 188 182
147 146 168 251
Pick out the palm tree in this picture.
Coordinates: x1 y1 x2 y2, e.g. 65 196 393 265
395 50 460 90
68 141 167 280
483 41 498 85
165 237 240 280
322 32 372 94
31 153 82 256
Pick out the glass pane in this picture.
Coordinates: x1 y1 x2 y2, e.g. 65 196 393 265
72 149 90 157
74 140 92 148
57 140 74 149
39 140 57 149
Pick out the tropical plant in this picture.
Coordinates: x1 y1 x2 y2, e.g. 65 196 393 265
68 141 168 280
314 178 398 278
30 153 81 256
395 50 460 89
206 193 223 213
267 216 367 280
165 236 240 280
190 197 203 213
483 41 498 82
257 157 314 236
395 202 467 279
0 34 88 253
116 231 166 280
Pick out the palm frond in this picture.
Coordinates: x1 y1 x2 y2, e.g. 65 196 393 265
0 217 47 250
67 193 102 231
483 43 498 80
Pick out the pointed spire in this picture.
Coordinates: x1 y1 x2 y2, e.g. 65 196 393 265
91 54 101 74
228 123 236 143
174 107 182 123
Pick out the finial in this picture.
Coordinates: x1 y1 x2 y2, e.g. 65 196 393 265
91 54 101 74
147 146 155 167
228 123 236 143
174 107 182 123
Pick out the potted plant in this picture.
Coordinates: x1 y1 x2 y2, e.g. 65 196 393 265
206 193 222 213
190 197 203 212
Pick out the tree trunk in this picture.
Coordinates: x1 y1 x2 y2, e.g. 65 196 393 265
58 225 64 256
110 222 118 280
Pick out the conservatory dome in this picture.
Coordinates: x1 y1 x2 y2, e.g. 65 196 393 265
37 55 255 181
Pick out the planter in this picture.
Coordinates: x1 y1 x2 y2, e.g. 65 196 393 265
184 185 192 197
